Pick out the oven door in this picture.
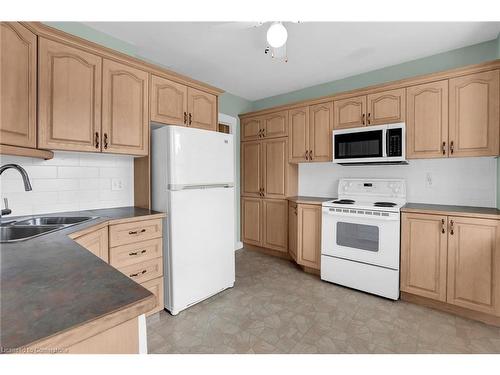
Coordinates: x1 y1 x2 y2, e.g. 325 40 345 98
321 208 400 270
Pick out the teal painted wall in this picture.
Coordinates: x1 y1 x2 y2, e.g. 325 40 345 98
252 39 499 111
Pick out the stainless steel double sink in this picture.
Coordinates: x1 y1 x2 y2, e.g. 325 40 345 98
0 216 98 243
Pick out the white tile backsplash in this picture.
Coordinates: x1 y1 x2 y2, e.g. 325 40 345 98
0 151 134 217
298 157 498 207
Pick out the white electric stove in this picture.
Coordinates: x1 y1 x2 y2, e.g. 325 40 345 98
321 178 406 300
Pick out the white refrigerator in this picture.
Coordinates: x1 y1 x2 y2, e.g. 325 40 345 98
151 125 235 315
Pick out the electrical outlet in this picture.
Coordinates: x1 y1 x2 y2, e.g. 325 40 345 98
425 173 433 188
111 178 124 191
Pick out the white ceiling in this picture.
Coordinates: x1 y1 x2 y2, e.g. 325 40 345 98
84 22 500 101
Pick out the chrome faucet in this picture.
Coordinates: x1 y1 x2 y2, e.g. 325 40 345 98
0 164 32 217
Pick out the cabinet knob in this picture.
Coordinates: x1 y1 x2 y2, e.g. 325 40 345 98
189 113 192 125
450 220 454 235
450 141 454 154
104 133 108 149
442 142 446 155
184 112 188 124
95 132 99 149
441 219 446 234
362 113 365 125
305 150 309 160
367 113 371 125
309 149 313 161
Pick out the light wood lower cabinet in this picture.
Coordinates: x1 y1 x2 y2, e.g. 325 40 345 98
401 213 448 301
74 227 109 263
1 22 37 148
109 218 162 247
262 199 288 252
288 202 298 261
242 197 288 252
141 277 164 317
288 203 321 270
447 216 500 315
401 212 500 318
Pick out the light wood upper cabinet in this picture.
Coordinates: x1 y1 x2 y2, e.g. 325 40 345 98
406 80 449 159
296 204 321 270
38 38 102 152
0 22 37 148
449 70 500 157
288 201 298 261
187 87 217 131
289 106 309 162
150 75 187 126
241 140 262 197
447 216 500 316
401 213 448 301
333 95 366 129
262 198 288 253
241 197 262 246
241 117 262 141
102 59 149 156
74 227 109 263
366 88 405 125
262 111 288 138
309 102 333 162
262 138 287 198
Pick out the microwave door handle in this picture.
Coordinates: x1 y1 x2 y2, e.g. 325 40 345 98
384 130 389 157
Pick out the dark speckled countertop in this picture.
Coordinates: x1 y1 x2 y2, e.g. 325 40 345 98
402 203 500 220
0 206 165 351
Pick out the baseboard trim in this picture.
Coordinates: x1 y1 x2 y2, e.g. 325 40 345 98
401 292 500 327
243 243 292 260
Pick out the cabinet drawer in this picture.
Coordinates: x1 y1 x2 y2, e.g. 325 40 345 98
141 277 164 316
109 237 162 269
118 257 163 284
109 218 162 247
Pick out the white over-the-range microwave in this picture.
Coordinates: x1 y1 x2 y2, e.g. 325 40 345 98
332 122 407 165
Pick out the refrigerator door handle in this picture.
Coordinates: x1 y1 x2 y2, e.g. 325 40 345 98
168 183 235 191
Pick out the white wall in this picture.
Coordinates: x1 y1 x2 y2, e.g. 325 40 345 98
299 157 498 207
0 152 134 217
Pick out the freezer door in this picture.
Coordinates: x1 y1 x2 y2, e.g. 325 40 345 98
166 126 234 187
166 187 235 314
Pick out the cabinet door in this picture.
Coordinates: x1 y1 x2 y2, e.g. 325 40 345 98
366 88 405 125
38 38 102 152
0 22 37 148
102 59 149 156
262 199 288 252
187 87 217 131
309 102 333 162
297 204 321 269
449 70 500 157
288 202 298 261
263 110 288 138
400 213 448 301
333 95 366 129
241 117 262 141
447 216 500 316
406 81 448 159
241 140 262 197
241 197 262 246
74 227 109 263
263 137 288 199
288 106 309 163
150 75 187 126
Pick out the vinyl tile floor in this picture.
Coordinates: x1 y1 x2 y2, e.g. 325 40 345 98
147 248 500 354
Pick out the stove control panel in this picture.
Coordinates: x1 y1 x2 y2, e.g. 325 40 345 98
338 178 406 199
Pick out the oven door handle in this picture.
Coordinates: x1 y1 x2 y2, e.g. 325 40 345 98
323 209 399 221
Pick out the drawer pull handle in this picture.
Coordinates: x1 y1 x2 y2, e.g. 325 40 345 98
130 269 147 278
129 249 147 256
441 219 446 234
129 229 146 235
450 220 454 235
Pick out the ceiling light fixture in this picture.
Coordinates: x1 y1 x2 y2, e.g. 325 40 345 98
266 22 288 48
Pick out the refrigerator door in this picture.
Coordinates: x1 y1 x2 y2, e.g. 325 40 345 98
165 186 235 315
166 126 234 188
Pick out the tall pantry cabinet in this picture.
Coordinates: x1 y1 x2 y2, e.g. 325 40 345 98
241 111 298 253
